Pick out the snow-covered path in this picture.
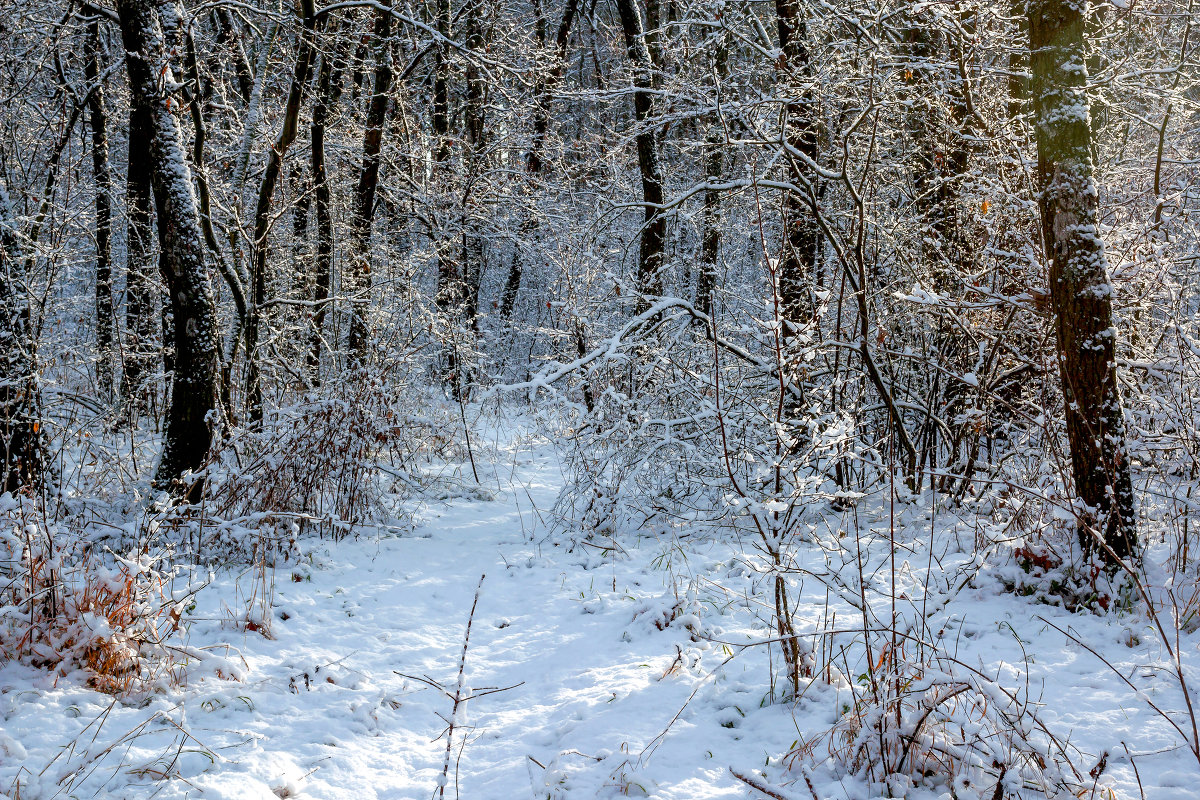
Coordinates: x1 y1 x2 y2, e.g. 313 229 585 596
174 440 789 799
5 433 1200 800
2 439 776 799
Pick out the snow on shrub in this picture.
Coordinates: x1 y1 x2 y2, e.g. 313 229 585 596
0 496 185 695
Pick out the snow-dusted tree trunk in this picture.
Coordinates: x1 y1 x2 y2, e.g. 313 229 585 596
308 30 345 382
85 17 116 400
245 0 318 421
0 176 45 495
117 0 221 493
214 8 254 105
122 101 158 415
775 0 820 328
698 25 728 317
347 6 392 365
615 0 665 303
499 0 580 318
1029 0 1137 560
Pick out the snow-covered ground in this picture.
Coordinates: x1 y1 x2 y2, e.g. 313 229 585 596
2 426 1199 799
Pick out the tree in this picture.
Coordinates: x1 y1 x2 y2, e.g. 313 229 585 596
245 0 318 421
346 5 393 367
122 95 158 416
84 16 116 400
0 174 46 495
1029 0 1138 561
774 0 821 329
615 0 666 303
116 0 221 494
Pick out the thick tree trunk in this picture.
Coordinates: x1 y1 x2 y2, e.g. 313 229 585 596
117 0 221 493
85 17 116 399
615 0 665 302
347 6 392 364
1029 0 1137 561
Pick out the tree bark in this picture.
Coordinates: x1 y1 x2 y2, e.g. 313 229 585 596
460 0 489 331
499 0 579 318
246 0 318 421
122 101 158 416
774 0 820 328
117 0 221 493
0 176 46 495
85 17 116 399
615 0 665 303
903 13 975 487
214 8 254 104
347 5 393 365
1029 0 1137 561
698 24 728 317
308 27 345 382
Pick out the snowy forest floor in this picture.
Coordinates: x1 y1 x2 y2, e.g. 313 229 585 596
2 421 1199 800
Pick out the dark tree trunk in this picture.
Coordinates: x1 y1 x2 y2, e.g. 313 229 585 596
214 8 254 104
499 0 579 318
615 0 666 303
430 0 467 391
347 6 393 364
1029 0 1137 561
460 0 489 332
904 14 975 486
122 102 158 416
308 29 345 382
774 0 820 328
85 17 116 399
246 0 318 421
117 0 221 494
291 162 311 295
698 25 728 317
432 0 463 366
0 178 46 495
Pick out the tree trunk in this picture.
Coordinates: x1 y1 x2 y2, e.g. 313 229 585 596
246 0 318 421
308 28 345 382
615 0 666 303
85 17 116 399
903 13 975 488
432 0 464 390
117 0 221 494
698 25 728 317
499 0 579 318
347 6 392 365
0 177 46 495
122 101 158 416
461 0 489 332
214 8 254 104
774 0 820 328
1029 0 1137 561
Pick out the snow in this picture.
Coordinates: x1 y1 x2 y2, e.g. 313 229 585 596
3 422 1200 799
